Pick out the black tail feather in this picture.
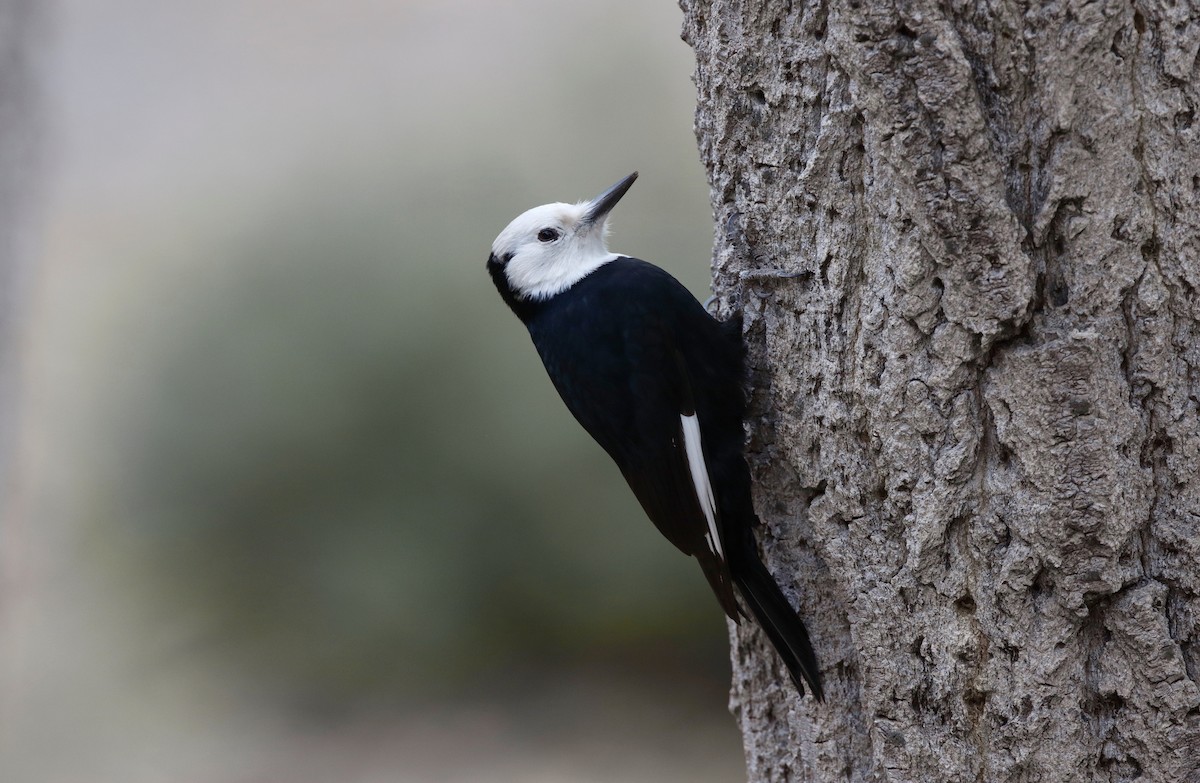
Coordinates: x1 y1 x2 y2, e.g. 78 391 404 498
732 556 824 701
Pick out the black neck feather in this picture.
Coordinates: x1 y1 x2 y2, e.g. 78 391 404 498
487 253 542 323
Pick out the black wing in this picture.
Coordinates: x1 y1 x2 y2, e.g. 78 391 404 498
617 339 740 621
527 258 824 698
527 259 741 618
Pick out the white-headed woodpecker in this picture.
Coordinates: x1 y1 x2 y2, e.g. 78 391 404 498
486 173 823 699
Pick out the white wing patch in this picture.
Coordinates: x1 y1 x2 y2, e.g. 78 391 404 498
680 413 723 560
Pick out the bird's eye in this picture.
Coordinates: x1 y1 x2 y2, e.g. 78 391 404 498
537 228 560 243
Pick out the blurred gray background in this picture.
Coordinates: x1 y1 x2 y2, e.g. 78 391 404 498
1 1 745 781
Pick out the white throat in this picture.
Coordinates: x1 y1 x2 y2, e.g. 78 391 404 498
506 247 621 300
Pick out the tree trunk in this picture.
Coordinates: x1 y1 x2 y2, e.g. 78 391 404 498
680 1 1200 780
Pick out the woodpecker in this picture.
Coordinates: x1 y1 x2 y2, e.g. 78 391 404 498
486 172 823 699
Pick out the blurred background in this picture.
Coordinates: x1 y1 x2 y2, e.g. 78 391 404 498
1 1 745 781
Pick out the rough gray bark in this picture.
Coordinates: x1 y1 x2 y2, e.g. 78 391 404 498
680 1 1200 781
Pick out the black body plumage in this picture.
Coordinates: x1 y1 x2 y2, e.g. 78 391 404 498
487 178 822 699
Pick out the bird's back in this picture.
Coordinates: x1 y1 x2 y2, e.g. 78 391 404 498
524 257 744 465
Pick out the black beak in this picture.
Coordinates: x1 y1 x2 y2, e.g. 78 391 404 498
582 171 638 226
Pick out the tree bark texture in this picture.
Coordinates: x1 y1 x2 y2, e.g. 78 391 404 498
680 1 1200 781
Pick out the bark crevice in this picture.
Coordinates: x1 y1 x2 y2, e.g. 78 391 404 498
681 0 1200 779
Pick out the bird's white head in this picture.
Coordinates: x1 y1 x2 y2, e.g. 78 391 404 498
490 172 637 301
